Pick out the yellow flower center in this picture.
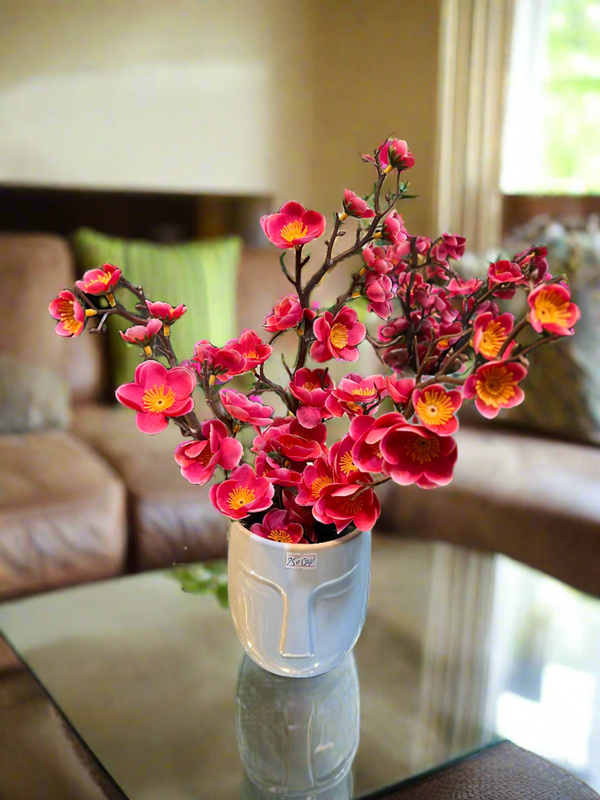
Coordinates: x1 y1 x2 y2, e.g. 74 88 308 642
85 272 112 289
303 381 318 391
346 402 362 413
227 487 256 511
437 338 449 349
416 389 454 427
280 220 308 243
339 451 358 476
311 475 333 498
330 323 349 350
534 290 572 326
404 434 440 464
197 443 214 466
142 384 176 414
352 386 377 399
339 492 367 514
475 365 517 407
479 321 507 359
58 299 83 335
268 528 293 543
245 350 259 360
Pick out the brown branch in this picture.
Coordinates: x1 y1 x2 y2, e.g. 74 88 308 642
497 315 530 358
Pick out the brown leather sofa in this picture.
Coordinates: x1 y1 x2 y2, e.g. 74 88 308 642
2 232 600 600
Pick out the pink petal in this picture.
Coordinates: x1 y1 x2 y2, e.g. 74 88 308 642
136 411 168 434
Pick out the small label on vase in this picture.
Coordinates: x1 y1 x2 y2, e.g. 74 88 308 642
285 554 318 570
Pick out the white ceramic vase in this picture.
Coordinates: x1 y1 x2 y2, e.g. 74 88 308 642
228 521 371 678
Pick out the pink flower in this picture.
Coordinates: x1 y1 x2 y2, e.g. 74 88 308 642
209 463 274 520
327 373 387 418
463 361 527 419
378 316 409 343
365 271 394 318
269 418 327 462
192 340 247 382
412 384 462 436
146 301 187 334
289 368 334 429
342 189 375 220
296 456 336 508
229 329 272 370
260 201 326 249
487 260 526 299
380 424 458 489
75 263 121 300
220 390 273 432
515 246 550 283
386 374 415 405
349 411 406 473
330 434 371 483
381 210 408 246
528 282 580 337
311 306 366 363
116 361 195 435
363 244 394 274
48 290 85 337
255 452 303 487
381 139 415 172
251 509 305 543
472 312 514 360
436 233 466 261
174 420 243 485
313 482 380 533
120 318 163 349
283 489 316 539
264 294 316 333
447 277 483 297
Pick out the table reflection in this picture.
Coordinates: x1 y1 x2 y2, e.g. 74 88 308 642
236 653 359 799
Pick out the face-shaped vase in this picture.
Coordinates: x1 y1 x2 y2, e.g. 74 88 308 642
236 652 359 799
228 522 371 677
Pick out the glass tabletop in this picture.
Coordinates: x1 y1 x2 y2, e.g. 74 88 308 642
0 536 599 799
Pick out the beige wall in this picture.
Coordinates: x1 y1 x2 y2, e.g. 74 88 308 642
0 0 441 233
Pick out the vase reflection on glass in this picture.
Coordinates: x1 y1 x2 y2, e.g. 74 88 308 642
236 652 360 799
228 521 371 678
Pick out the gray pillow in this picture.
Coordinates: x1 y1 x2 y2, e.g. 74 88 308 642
0 355 70 434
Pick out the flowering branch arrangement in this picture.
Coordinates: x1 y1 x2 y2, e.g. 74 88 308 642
49 138 580 545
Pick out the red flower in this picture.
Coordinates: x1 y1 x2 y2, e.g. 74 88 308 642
380 139 415 172
434 321 464 353
330 434 371 483
120 318 163 350
436 233 466 261
269 418 327 462
412 383 462 436
463 361 527 419
260 201 326 249
209 463 274 520
264 294 316 333
487 260 526 299
220 390 273 432
289 368 334 429
341 189 375 220
515 246 550 283
386 374 415 406
255 452 303 487
380 424 458 489
528 282 580 337
326 373 387 418
311 306 366 363
313 482 380 533
191 340 247 382
251 509 305 543
283 489 316 539
362 244 394 274
75 263 121 302
365 271 394 319
174 419 243 485
472 312 514 360
48 290 85 337
116 361 195 435
349 412 406 473
296 456 335 507
229 329 272 370
447 277 483 297
381 210 408 246
146 301 187 334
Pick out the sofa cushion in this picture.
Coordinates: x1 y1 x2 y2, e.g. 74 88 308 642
71 405 228 570
378 427 600 597
0 431 126 598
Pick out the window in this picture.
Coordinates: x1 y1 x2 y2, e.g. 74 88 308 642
501 0 600 194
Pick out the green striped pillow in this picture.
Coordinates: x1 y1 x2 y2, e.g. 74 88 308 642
73 228 240 389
